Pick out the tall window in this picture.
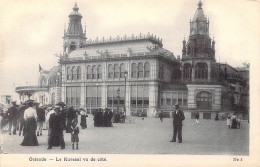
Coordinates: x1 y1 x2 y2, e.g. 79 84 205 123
66 87 81 107
97 65 102 79
144 62 150 78
131 85 149 108
195 63 208 80
183 63 192 81
114 64 120 78
77 66 81 79
138 63 143 77
107 86 125 107
92 65 97 79
86 86 102 107
70 42 76 51
87 65 91 79
72 66 77 80
51 92 55 105
120 63 125 78
131 63 137 78
108 64 113 78
67 67 72 80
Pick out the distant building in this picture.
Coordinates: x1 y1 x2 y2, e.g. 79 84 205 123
16 1 249 119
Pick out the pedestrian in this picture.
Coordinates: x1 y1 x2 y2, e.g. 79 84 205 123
47 105 65 149
66 106 77 133
231 113 237 129
45 107 54 130
0 107 4 131
170 104 185 143
227 114 231 128
20 101 39 146
158 111 164 122
71 119 79 150
108 109 113 127
18 103 27 136
80 108 87 129
195 112 199 125
34 102 45 136
6 101 18 135
237 114 242 129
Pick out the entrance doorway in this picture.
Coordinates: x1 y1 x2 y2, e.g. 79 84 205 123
196 91 212 110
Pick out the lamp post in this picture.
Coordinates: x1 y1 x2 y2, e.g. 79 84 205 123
124 71 128 117
117 88 120 114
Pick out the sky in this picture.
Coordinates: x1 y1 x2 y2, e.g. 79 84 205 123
0 0 259 101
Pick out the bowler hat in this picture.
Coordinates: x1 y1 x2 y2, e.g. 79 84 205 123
175 103 179 106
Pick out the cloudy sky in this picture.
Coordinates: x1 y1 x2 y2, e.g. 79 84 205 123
0 0 259 101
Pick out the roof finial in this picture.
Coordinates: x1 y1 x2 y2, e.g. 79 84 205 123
198 0 203 9
73 2 79 12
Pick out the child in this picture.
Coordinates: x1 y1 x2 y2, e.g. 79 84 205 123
71 119 80 150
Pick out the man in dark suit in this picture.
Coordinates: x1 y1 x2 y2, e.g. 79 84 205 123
7 101 18 135
170 104 185 143
47 106 65 149
18 103 27 136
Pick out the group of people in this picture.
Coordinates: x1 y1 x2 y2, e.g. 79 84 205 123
3 100 88 150
93 109 114 127
227 113 242 129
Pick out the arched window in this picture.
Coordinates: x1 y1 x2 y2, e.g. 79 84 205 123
87 65 91 79
92 65 97 79
138 62 143 77
72 66 77 80
114 64 120 78
77 66 81 79
144 62 150 78
196 91 212 110
51 92 55 105
195 63 208 80
97 65 102 79
120 64 125 78
108 64 113 78
131 63 137 78
67 67 72 80
183 63 192 81
70 42 76 51
40 76 47 87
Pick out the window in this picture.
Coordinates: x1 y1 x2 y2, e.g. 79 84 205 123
70 42 76 51
166 92 171 105
131 85 149 107
114 64 120 78
144 62 150 78
87 65 91 79
131 63 137 78
108 64 113 78
92 65 97 79
183 63 192 81
107 86 125 107
195 63 208 80
51 93 55 105
66 87 81 107
86 86 102 107
72 66 77 80
97 65 102 79
67 67 72 80
138 62 143 77
120 63 126 78
77 66 81 79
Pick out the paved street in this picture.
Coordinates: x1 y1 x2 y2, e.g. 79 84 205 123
1 115 249 155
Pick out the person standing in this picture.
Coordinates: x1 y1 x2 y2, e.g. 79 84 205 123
48 106 65 149
18 103 27 136
158 111 164 122
7 101 18 135
34 102 45 136
66 106 77 133
71 119 80 150
20 101 39 146
195 112 199 125
231 113 237 129
170 104 185 143
80 108 87 129
227 114 231 128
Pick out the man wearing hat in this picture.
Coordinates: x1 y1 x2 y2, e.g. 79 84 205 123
170 103 185 143
34 102 45 136
17 103 28 136
48 105 65 149
6 101 18 135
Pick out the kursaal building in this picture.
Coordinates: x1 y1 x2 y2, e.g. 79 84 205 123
16 1 249 119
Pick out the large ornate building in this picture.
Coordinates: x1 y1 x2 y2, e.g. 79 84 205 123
16 1 249 119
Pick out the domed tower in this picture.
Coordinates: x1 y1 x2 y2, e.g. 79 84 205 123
181 1 216 83
63 3 87 54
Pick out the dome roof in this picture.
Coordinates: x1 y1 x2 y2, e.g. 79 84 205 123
192 1 207 22
69 3 82 17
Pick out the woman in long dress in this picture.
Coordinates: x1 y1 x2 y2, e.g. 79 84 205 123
20 102 39 146
231 113 237 129
80 108 87 129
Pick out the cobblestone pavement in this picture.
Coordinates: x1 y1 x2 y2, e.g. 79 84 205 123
0 115 249 155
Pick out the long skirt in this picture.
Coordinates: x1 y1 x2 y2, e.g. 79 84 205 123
80 115 87 129
231 119 237 129
21 117 39 146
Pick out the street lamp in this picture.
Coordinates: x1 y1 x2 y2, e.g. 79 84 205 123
124 71 128 117
117 88 120 114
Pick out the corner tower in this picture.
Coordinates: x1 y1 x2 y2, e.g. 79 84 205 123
63 3 86 54
181 1 216 83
